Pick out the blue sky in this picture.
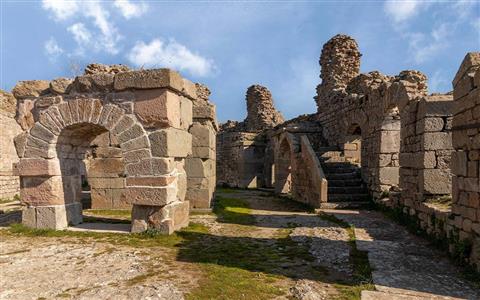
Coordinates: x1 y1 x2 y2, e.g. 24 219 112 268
1 1 479 122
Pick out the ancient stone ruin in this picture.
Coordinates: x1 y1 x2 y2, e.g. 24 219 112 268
1 33 479 273
3 65 217 233
217 35 480 270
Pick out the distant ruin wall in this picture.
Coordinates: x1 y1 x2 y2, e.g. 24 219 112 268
216 85 283 188
0 91 21 199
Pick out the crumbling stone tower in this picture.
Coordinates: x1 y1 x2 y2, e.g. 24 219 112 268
245 85 284 132
11 65 214 234
217 85 284 188
315 34 361 112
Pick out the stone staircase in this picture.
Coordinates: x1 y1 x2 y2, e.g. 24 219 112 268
316 147 370 208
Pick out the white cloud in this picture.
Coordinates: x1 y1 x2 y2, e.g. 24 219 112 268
42 0 79 21
44 37 64 59
407 22 452 64
113 0 148 19
42 0 121 55
127 39 215 77
383 0 427 23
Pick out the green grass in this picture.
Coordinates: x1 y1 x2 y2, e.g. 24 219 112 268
4 190 376 300
0 198 15 204
213 195 255 225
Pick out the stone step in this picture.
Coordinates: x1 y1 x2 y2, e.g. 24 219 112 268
317 151 344 158
328 178 364 187
328 193 370 202
323 167 360 174
328 186 367 194
325 172 362 180
319 157 347 163
317 201 371 210
315 146 340 152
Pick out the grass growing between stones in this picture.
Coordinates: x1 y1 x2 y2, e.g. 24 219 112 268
182 194 324 300
319 212 375 300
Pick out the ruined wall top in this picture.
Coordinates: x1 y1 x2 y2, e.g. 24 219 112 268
0 90 17 117
84 63 131 75
319 34 361 91
244 85 284 132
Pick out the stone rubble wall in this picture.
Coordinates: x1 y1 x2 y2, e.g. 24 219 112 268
85 131 130 209
216 85 283 188
216 131 267 188
11 65 203 234
185 84 217 209
0 91 22 199
245 85 284 132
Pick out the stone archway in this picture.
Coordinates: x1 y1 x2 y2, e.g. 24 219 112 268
275 136 293 194
12 68 197 234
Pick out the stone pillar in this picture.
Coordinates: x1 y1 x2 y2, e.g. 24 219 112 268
450 53 480 266
185 84 217 209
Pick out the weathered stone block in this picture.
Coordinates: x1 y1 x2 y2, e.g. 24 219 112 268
89 177 125 189
22 206 36 228
114 69 184 91
126 176 176 187
134 89 181 129
13 159 61 176
125 158 174 176
12 80 50 98
422 132 452 151
380 131 400 153
20 176 65 206
180 97 193 130
378 167 399 186
50 78 73 94
421 169 452 194
451 151 468 177
125 186 177 206
149 128 192 158
193 104 216 120
191 123 215 149
35 205 68 230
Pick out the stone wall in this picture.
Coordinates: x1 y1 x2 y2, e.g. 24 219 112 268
0 91 22 199
11 65 204 234
451 53 480 268
185 84 217 209
399 94 454 208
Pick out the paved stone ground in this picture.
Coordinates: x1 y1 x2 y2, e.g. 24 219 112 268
325 209 480 300
0 189 478 299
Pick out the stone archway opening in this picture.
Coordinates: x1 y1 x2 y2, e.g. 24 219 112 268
56 122 128 224
343 123 362 165
275 138 292 194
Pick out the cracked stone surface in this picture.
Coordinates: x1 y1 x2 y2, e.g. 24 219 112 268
326 209 480 300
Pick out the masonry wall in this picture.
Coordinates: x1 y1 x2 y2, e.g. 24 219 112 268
216 85 283 188
450 53 480 268
11 65 203 234
186 84 217 209
0 91 22 199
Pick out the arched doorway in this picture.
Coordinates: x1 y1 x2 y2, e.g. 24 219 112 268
343 123 362 165
275 137 292 194
14 99 189 233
